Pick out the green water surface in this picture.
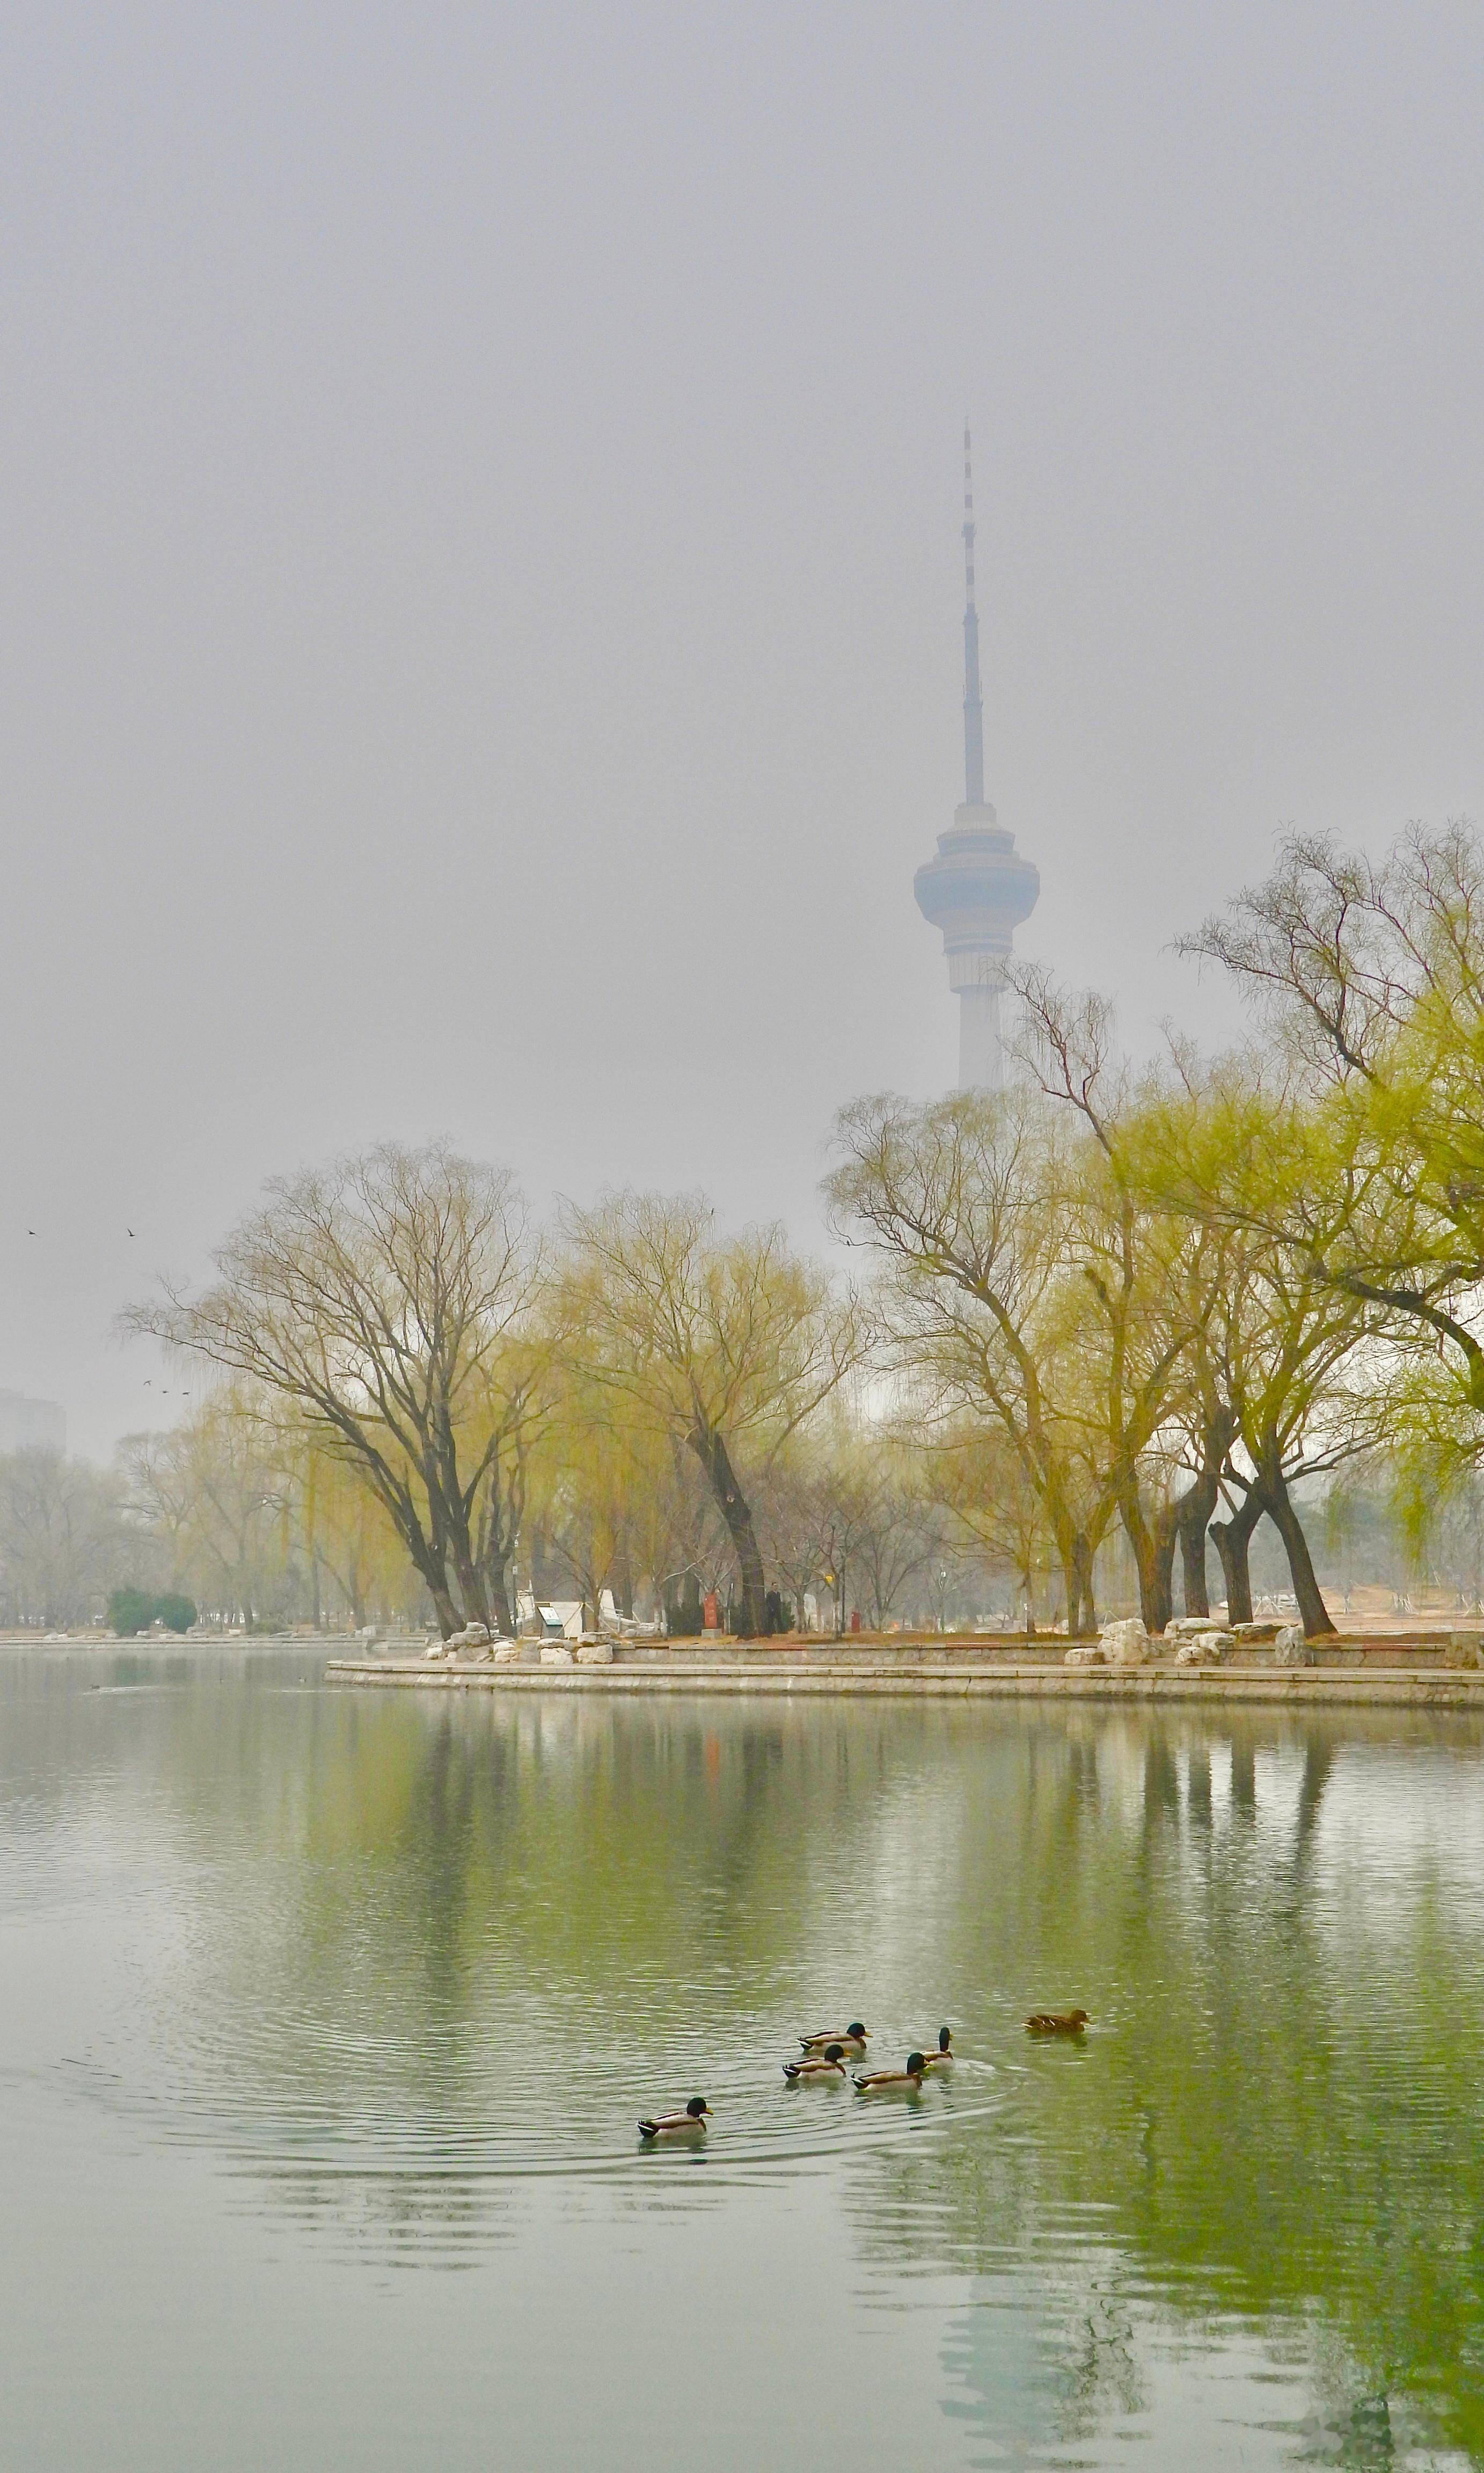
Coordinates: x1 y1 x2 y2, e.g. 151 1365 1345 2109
1 1647 1481 2469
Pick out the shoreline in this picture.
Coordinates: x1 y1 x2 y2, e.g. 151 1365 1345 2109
325 1652 1484 1711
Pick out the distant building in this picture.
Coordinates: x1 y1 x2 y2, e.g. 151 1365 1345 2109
0 1392 67 1454
914 429 1040 1088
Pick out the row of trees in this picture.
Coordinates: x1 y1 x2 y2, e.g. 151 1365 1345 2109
78 823 1484 1643
0 1451 148 1629
115 1174 959 1636
109 1404 973 1637
830 825 1484 1638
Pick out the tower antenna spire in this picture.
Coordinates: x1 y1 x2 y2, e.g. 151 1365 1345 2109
915 421 1040 1089
962 422 984 806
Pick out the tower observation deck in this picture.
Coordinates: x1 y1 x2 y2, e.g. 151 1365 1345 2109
913 430 1039 1089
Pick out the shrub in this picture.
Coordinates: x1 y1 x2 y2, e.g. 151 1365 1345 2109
106 1589 199 1636
107 1587 157 1637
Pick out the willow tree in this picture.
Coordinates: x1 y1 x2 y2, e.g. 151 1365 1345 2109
121 1393 299 1628
296 1435 420 1629
830 1087 1114 1635
830 1044 1203 1638
123 1142 545 1638
558 1193 866 1637
1182 824 1484 1426
1123 1060 1397 1635
525 1370 690 1630
1010 968 1225 1633
924 1423 1061 1631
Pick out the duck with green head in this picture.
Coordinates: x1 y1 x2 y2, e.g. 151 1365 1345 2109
783 2042 847 2082
638 2097 712 2139
853 2052 926 2094
800 2022 868 2057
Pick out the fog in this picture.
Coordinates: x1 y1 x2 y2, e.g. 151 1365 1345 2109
2 1 1481 1453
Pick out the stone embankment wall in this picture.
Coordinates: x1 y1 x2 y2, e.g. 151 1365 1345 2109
326 1635 1484 1713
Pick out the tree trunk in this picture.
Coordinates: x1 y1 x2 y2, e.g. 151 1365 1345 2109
1058 1549 1079 1637
1176 1402 1235 1618
1055 1520 1096 1636
1017 1548 1036 1637
429 1580 461 1638
484 1562 514 1636
477 1486 515 1634
689 1424 767 1637
339 1555 367 1628
1263 1460 1338 1638
403 1518 460 1638
448 1533 490 1632
476 1457 522 1638
1121 1492 1174 1635
1151 1499 1180 1635
1176 1474 1218 1616
1070 1533 1098 1637
1209 1484 1264 1626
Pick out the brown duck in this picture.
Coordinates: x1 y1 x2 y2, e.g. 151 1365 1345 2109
1024 2009 1089 2036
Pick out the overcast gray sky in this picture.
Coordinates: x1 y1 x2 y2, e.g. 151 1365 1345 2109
3 1 1482 1455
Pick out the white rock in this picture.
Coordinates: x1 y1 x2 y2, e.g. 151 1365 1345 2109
1167 1615 1224 1637
1273 1624 1314 1667
539 1641 575 1667
1175 1629 1234 1665
1444 1634 1484 1670
492 1641 522 1664
575 1637 614 1664
1064 1643 1106 1667
1100 1618 1151 1667
463 1622 491 1646
424 1640 449 1661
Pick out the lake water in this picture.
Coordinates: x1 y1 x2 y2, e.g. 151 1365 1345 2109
2 1647 1482 2470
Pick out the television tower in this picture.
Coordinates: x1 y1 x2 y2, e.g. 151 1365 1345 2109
913 429 1039 1088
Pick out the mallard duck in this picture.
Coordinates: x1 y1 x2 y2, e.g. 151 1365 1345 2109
1024 2009 1089 2036
918 2025 954 2070
638 2097 712 2138
800 2022 868 2056
854 2052 926 2092
783 2042 847 2082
